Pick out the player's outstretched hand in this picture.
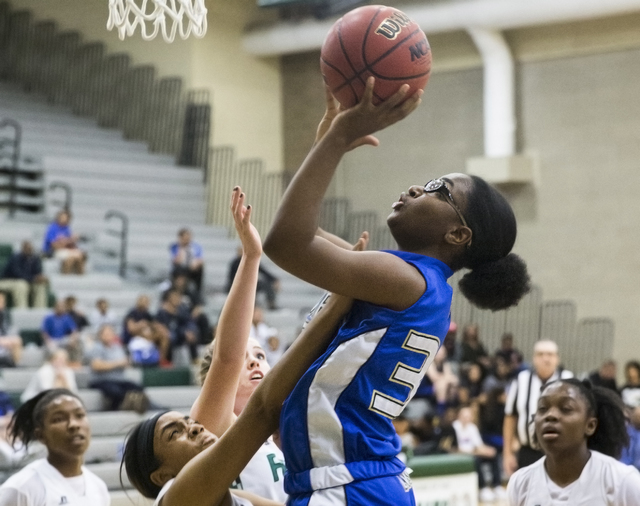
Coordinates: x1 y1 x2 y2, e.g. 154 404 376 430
326 77 422 150
231 186 262 260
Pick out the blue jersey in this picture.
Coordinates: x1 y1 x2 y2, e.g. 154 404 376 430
280 251 453 505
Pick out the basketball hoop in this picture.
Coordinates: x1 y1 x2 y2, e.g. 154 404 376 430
107 0 207 42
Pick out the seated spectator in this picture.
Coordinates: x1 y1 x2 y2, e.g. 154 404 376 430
392 414 417 455
620 360 640 408
588 359 618 393
425 346 459 414
122 295 170 363
249 305 278 348
42 210 86 274
155 289 198 363
494 332 524 375
458 361 485 407
0 240 48 308
164 272 211 345
41 301 82 364
413 407 459 456
170 228 204 293
21 349 78 403
265 335 284 366
460 324 492 370
442 321 461 366
0 393 28 469
227 247 280 310
453 406 505 503
478 356 510 451
0 293 22 366
621 406 640 471
89 298 119 334
88 325 149 413
64 295 89 331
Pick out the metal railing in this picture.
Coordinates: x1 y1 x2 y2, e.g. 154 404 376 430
104 210 129 278
48 181 72 213
0 118 21 217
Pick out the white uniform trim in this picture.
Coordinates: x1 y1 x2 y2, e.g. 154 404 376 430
154 479 253 506
505 368 573 447
307 328 387 468
308 485 347 506
309 464 354 491
507 450 640 505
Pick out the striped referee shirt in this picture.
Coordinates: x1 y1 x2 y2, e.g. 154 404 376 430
504 367 573 448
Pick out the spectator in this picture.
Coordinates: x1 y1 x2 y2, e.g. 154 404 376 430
42 210 86 274
458 362 485 407
155 288 198 363
460 324 491 370
621 406 640 471
478 356 511 451
122 295 170 363
0 293 22 366
416 407 459 456
64 295 89 331
41 301 82 364
392 414 417 454
588 359 618 393
265 335 284 366
620 361 640 409
453 406 505 503
164 273 212 345
495 332 524 375
170 228 204 293
21 349 78 403
0 240 48 308
227 247 280 310
249 305 278 348
0 390 110 506
88 325 149 413
503 340 573 475
0 399 27 469
89 298 119 334
425 346 459 413
442 321 461 365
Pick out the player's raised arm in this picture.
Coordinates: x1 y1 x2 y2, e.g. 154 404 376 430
264 78 423 310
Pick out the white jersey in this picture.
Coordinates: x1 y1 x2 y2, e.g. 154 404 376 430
232 438 287 502
507 450 640 505
0 458 110 506
155 479 252 506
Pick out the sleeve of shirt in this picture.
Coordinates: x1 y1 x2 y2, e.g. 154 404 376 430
169 243 178 260
505 377 518 415
0 487 31 506
193 243 203 259
617 468 640 505
65 315 77 333
506 472 522 506
41 315 52 334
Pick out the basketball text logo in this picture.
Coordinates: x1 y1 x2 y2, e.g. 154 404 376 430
375 11 412 40
409 39 429 61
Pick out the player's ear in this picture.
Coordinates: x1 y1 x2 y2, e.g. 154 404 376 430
444 225 472 247
585 416 598 438
150 466 174 488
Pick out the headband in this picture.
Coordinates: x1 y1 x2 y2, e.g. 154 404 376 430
135 410 169 496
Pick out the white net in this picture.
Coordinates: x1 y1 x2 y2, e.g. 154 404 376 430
107 0 207 42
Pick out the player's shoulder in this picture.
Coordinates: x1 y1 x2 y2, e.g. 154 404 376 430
508 457 546 491
82 465 110 493
0 459 47 496
591 450 640 480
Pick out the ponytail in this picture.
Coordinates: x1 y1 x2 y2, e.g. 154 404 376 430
8 388 83 449
458 176 530 311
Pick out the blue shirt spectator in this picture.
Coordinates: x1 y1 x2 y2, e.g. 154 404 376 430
621 407 640 471
41 303 77 340
170 228 204 293
43 221 72 256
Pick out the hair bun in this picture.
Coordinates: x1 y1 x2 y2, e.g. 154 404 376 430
458 253 530 311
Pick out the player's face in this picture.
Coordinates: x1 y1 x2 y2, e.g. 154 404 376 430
38 396 90 459
534 383 597 456
236 338 271 400
152 412 217 485
387 173 472 251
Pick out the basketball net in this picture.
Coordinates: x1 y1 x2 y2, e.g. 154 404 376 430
107 0 207 42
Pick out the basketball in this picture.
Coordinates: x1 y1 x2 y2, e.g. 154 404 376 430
320 5 431 108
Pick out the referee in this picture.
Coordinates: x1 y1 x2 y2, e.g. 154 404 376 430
503 340 573 475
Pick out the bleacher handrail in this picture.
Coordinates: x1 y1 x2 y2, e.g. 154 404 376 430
104 209 129 278
0 117 22 217
48 180 72 212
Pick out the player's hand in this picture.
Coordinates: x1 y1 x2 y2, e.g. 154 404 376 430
231 187 262 260
352 231 369 252
316 85 379 151
503 451 518 477
329 77 422 148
